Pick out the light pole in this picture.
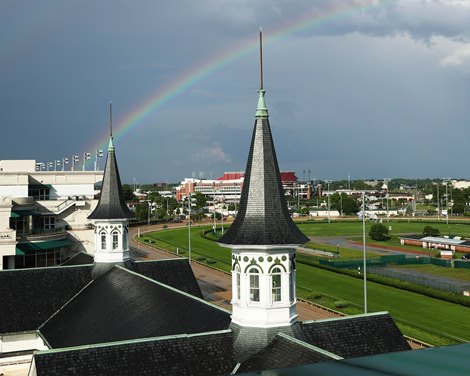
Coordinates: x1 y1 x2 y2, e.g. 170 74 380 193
94 150 104 171
82 152 91 171
437 182 440 221
362 191 368 314
220 194 225 235
339 186 343 217
147 201 151 226
383 178 390 223
188 195 193 263
443 178 450 232
72 155 79 171
325 180 332 223
62 158 69 171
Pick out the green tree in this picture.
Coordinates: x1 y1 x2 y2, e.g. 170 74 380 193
423 226 440 237
121 184 135 202
194 192 207 209
369 223 391 241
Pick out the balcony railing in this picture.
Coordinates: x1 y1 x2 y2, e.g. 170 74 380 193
17 227 67 240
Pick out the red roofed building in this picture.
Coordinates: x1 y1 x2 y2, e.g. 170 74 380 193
175 171 304 203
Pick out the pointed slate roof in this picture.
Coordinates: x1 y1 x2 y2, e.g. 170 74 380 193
219 89 308 246
88 135 134 220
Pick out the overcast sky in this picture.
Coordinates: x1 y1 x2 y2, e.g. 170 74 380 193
2 0 470 184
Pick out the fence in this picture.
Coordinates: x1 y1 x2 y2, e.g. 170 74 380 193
369 266 470 294
319 254 430 269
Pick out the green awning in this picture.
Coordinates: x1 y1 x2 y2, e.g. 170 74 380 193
11 209 40 217
29 184 52 189
16 238 75 254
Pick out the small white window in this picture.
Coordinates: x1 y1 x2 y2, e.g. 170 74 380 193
100 232 106 250
272 267 282 302
249 268 260 302
112 231 119 250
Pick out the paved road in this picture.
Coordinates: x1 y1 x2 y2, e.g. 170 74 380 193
129 224 339 321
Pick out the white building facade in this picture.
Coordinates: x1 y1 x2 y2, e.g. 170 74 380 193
0 160 103 269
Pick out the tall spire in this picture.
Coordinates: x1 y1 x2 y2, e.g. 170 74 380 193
219 31 307 246
88 103 133 220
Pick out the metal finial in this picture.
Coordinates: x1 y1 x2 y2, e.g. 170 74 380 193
109 101 113 137
259 28 263 91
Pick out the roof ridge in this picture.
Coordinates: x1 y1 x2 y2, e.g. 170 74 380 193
37 278 96 345
35 328 233 355
276 333 343 360
114 265 232 315
0 264 93 273
302 311 390 325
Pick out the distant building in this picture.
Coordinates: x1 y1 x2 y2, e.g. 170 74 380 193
175 171 307 204
400 235 470 254
0 160 103 270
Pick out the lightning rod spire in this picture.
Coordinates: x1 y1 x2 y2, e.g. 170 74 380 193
109 101 113 138
259 27 263 91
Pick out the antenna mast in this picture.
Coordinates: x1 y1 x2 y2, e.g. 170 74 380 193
259 28 264 90
109 101 113 137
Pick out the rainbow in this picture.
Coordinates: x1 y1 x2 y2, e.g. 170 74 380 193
91 0 396 151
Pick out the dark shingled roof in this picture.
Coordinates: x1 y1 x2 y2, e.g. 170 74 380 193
61 252 94 266
0 265 93 334
34 330 236 376
39 266 231 348
230 321 306 362
88 137 134 220
219 90 308 246
301 312 411 359
131 259 203 299
238 333 340 373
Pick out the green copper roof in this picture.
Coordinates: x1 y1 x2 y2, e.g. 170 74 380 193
108 136 115 152
255 89 268 118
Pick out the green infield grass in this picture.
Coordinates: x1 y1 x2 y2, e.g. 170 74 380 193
136 224 470 346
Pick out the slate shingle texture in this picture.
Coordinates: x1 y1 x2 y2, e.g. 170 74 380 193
219 116 308 246
39 266 231 348
34 331 235 376
0 265 93 334
131 259 203 298
61 252 94 266
238 333 335 373
88 143 134 220
301 313 411 359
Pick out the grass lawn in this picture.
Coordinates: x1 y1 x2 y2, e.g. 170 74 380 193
297 220 470 239
395 264 470 283
303 241 382 260
136 225 470 346
295 262 470 345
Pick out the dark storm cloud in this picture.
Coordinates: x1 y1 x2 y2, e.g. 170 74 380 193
1 1 470 182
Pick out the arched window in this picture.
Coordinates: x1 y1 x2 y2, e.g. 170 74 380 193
272 267 282 302
249 267 260 302
235 265 241 301
112 231 119 250
100 232 106 250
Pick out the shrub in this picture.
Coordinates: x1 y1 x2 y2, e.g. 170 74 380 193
369 223 391 241
306 292 322 300
423 225 440 237
334 300 349 308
